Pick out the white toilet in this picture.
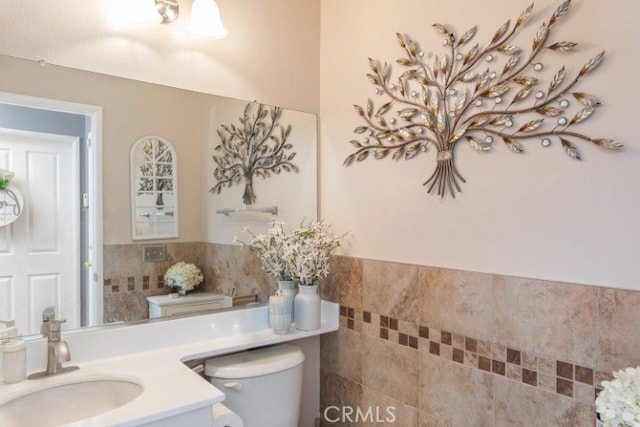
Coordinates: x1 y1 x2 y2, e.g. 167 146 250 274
205 344 305 427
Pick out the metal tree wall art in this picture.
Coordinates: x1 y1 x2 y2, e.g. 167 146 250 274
344 1 623 198
210 102 298 205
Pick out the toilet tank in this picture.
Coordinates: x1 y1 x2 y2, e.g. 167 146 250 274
205 344 305 427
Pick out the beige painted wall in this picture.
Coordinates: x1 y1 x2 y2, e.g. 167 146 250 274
0 55 204 244
320 0 640 290
0 0 320 114
201 96 318 244
2 0 639 291
0 0 321 244
0 56 318 245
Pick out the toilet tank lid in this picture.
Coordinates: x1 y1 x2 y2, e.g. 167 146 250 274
205 344 305 378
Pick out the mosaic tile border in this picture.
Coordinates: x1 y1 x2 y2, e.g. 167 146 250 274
339 305 609 404
103 275 167 294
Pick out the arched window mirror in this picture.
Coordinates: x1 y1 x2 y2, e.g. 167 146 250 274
130 136 178 240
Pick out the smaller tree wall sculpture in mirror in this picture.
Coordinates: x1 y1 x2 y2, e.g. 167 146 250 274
344 0 623 199
210 102 298 205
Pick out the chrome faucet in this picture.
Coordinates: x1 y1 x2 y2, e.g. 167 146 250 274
44 318 70 374
28 307 78 379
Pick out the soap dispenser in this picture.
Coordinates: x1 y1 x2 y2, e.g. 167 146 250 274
1 323 27 384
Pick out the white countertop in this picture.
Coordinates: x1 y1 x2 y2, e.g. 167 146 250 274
0 301 339 426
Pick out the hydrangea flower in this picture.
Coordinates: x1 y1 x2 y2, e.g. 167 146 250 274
164 262 204 291
596 366 640 427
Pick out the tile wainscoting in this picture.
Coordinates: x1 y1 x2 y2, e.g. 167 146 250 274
320 256 640 427
103 244 639 425
102 242 275 322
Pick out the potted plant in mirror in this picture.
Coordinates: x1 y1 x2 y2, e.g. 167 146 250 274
164 262 204 296
286 219 345 331
596 366 640 427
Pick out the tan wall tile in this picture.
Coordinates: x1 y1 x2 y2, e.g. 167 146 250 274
320 370 363 427
598 287 640 373
103 291 148 323
208 243 272 301
419 353 494 427
362 334 419 407
103 242 204 321
419 267 495 341
361 386 419 427
493 376 594 427
419 267 598 367
363 259 419 322
506 364 522 382
419 411 453 427
491 277 598 367
323 256 362 309
320 328 362 383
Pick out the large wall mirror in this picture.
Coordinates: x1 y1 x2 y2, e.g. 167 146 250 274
0 54 318 336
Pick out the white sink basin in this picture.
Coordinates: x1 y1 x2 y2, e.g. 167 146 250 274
0 375 144 427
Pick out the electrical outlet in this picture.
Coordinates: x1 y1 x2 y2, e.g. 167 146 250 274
143 245 167 262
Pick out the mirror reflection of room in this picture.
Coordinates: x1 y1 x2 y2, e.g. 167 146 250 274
0 55 317 333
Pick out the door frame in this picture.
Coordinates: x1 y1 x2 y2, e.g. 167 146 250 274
0 91 103 327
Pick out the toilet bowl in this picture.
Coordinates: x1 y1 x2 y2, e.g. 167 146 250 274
205 344 305 427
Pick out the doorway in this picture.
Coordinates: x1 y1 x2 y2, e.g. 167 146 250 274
0 93 102 334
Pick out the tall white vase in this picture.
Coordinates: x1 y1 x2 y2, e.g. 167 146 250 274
294 284 321 331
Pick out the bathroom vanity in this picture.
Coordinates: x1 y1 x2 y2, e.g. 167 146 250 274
0 301 339 426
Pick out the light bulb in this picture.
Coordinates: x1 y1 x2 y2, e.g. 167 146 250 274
188 0 228 39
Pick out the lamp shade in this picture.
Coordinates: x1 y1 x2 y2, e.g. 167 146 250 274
188 0 228 39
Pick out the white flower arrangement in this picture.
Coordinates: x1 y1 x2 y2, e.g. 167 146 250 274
285 219 344 286
240 219 345 286
241 220 293 281
164 262 204 292
596 366 640 427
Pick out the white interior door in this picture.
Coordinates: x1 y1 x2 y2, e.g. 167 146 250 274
0 128 80 335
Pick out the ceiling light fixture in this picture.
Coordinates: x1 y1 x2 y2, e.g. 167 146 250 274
155 0 180 23
188 0 228 39
153 0 228 39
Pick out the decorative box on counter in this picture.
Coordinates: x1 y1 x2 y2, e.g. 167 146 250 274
146 293 232 318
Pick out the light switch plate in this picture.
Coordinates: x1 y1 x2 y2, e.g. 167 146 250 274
143 245 167 262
